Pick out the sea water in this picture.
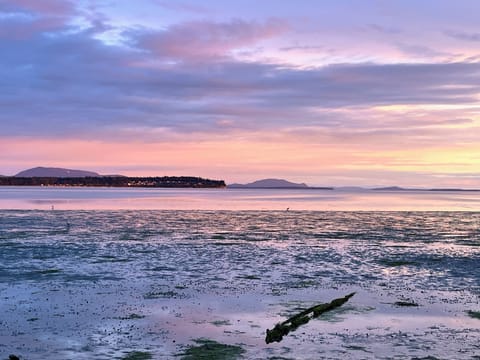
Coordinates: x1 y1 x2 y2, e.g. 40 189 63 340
1 186 480 211
0 208 479 359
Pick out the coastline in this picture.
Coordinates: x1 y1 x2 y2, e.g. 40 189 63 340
0 176 226 188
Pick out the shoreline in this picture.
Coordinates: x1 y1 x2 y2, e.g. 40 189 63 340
0 176 226 188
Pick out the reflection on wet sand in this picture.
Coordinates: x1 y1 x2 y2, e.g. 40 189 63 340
0 211 479 358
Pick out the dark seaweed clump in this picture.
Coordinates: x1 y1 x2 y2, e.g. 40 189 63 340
121 351 153 360
378 258 416 267
394 301 419 307
466 310 480 319
180 339 245 359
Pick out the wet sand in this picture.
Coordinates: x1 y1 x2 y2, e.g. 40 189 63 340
1 210 479 359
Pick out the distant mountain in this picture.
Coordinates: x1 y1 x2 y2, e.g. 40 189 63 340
228 178 309 189
335 186 367 191
372 186 406 191
369 186 480 192
428 188 480 192
15 167 100 178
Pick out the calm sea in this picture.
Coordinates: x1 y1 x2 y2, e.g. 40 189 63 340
1 186 480 210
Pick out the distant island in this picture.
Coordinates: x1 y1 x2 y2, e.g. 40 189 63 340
372 186 406 191
15 167 102 178
372 186 480 192
0 167 225 188
228 178 333 190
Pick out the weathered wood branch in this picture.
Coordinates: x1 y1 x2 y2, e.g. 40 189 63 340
265 292 355 344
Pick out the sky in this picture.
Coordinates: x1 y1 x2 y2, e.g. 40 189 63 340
1 0 480 187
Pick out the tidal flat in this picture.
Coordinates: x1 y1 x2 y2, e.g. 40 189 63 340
0 210 479 359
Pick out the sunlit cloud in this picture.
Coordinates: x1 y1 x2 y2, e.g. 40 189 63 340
132 18 289 61
1 0 480 186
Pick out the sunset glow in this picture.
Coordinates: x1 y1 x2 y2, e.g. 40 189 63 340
1 0 480 187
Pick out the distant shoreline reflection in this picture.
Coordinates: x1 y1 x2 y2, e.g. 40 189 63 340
1 187 480 211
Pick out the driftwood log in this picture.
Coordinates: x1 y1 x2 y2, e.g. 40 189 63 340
265 292 355 344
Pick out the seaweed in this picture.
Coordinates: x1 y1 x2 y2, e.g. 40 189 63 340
36 268 61 274
210 319 231 326
394 301 419 307
179 339 245 359
466 310 480 319
144 290 179 299
265 292 355 344
121 351 153 360
238 275 261 280
118 313 145 320
378 259 415 267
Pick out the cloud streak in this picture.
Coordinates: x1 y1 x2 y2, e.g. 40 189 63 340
131 18 288 61
445 30 480 42
0 0 75 15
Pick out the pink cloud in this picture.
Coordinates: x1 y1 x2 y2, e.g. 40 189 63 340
0 16 66 39
135 18 288 60
153 1 210 14
0 0 75 16
0 0 76 39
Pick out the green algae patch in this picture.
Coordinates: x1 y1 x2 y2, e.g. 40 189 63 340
466 310 480 319
94 256 131 263
36 268 61 274
144 290 180 299
288 280 316 289
378 259 415 267
210 319 231 326
118 313 145 320
394 300 419 307
343 344 371 353
179 339 245 359
121 351 153 360
238 275 261 280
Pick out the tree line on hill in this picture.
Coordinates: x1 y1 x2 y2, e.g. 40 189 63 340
0 176 226 188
